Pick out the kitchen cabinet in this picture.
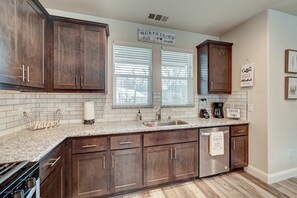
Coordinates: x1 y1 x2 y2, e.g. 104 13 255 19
71 136 109 198
197 40 233 94
110 134 142 193
0 0 45 88
230 124 249 169
53 20 107 92
143 130 198 186
40 142 65 198
72 152 108 198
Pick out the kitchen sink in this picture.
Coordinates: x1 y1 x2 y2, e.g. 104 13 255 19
142 120 189 127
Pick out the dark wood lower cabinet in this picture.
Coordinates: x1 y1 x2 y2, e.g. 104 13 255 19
144 145 171 186
173 142 198 180
72 152 108 198
230 136 248 169
40 159 65 198
110 148 142 192
144 142 198 187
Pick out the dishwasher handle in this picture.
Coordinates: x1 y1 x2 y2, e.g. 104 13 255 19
200 131 229 136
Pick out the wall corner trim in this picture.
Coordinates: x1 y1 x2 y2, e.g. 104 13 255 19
244 165 269 183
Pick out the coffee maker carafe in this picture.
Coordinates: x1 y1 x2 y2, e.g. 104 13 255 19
213 102 224 118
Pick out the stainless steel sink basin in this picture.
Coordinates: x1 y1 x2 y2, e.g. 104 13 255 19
142 120 189 127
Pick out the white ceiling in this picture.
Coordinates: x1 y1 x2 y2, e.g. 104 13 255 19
39 0 297 36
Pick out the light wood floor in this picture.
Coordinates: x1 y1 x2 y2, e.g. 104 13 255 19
112 171 297 198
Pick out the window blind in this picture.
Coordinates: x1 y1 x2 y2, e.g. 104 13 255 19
161 49 194 106
113 44 153 107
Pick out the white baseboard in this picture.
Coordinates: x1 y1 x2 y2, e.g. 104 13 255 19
244 165 297 184
268 167 297 184
244 165 269 183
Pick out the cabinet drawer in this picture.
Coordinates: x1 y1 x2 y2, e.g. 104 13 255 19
72 136 108 154
40 141 65 183
231 125 248 137
110 134 141 150
144 129 197 147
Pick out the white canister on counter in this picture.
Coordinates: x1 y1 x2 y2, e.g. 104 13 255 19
84 101 95 124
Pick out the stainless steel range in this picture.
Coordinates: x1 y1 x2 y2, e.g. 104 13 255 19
0 161 40 198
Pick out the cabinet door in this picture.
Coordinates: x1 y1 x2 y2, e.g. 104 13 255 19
172 142 198 180
17 0 45 88
53 21 80 90
80 25 106 91
144 145 172 186
40 159 65 198
231 136 248 169
209 43 232 93
72 152 108 198
0 0 19 85
110 148 142 193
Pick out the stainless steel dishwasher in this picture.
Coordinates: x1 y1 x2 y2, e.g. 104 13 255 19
199 126 230 177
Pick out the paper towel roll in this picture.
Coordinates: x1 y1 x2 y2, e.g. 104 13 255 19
84 102 95 120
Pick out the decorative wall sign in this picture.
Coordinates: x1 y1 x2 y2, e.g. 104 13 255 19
240 63 254 87
285 49 297 73
285 76 297 99
138 28 175 45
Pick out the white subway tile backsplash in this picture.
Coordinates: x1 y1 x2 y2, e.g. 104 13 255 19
0 90 247 134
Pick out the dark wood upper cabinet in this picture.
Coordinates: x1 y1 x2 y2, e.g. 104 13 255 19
197 40 233 94
52 19 108 92
0 0 18 86
230 125 249 170
53 21 80 90
0 0 45 88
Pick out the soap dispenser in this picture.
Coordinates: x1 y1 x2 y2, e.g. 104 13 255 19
137 110 142 121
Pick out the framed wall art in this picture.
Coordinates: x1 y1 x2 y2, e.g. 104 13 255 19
285 76 297 99
285 49 297 73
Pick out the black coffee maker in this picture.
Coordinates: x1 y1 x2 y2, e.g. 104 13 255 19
212 102 224 118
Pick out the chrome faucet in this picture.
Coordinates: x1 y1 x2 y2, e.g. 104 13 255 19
156 107 162 121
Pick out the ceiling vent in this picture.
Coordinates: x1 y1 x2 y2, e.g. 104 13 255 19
147 13 169 22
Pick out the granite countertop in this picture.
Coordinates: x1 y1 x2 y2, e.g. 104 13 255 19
0 118 249 163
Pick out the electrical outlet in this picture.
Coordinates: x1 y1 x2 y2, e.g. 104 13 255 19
248 104 254 112
288 149 293 159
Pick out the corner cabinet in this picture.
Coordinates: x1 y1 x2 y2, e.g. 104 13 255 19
0 0 46 89
52 19 108 92
197 40 233 94
230 124 249 169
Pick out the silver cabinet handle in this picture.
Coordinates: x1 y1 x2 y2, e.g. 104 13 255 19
111 154 115 168
82 144 97 149
22 65 25 82
211 81 214 89
232 139 236 150
103 155 106 169
170 147 173 159
27 66 30 82
119 141 132 145
237 130 245 133
45 156 61 167
174 147 177 159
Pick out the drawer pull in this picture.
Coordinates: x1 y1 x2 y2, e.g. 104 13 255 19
237 130 246 133
119 141 132 145
103 155 106 169
82 144 97 149
46 156 61 167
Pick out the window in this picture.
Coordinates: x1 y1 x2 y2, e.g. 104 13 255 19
161 48 194 106
113 43 153 107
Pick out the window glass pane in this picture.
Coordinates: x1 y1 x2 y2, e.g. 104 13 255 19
113 44 153 107
161 50 194 106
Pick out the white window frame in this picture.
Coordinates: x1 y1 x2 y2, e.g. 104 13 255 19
112 41 153 108
161 47 194 107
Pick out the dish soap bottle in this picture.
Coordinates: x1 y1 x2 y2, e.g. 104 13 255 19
137 109 142 121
